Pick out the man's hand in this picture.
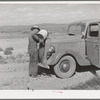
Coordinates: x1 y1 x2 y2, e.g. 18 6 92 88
39 39 44 43
39 39 44 46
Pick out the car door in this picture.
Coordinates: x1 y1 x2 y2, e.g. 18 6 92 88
85 23 100 68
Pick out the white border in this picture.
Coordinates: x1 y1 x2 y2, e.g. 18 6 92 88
0 1 100 4
0 1 100 99
0 90 100 99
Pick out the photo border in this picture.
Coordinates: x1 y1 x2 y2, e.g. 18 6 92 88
0 0 100 99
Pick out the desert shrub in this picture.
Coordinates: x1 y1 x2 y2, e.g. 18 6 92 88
0 56 6 64
15 54 29 63
0 47 3 51
5 54 29 63
5 55 16 63
4 46 13 55
5 47 14 51
4 49 12 55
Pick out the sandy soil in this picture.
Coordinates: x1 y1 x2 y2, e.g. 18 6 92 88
0 38 28 56
0 62 100 90
0 38 100 90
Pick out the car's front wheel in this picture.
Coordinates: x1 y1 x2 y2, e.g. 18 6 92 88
54 56 76 79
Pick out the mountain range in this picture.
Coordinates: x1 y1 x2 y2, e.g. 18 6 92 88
0 23 68 34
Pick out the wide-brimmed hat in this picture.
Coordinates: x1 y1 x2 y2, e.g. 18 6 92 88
31 26 40 31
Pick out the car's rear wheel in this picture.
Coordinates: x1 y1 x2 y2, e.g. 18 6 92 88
54 56 76 79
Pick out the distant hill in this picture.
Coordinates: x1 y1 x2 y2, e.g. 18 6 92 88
0 23 68 34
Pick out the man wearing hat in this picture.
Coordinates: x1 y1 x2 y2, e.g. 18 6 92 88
28 25 49 77
28 26 43 77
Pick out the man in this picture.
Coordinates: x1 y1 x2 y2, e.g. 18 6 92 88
28 26 42 78
28 26 49 77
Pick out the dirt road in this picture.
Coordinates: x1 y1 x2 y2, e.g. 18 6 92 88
0 63 100 90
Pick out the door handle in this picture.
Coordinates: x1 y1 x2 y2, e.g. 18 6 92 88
96 44 99 46
94 44 99 49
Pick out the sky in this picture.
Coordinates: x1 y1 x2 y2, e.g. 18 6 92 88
0 4 100 26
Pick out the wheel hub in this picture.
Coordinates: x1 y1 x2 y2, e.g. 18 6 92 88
60 60 70 73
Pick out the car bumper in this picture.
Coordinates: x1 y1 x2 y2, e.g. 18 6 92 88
38 63 50 69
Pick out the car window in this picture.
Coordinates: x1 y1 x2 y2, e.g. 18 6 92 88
68 23 85 35
89 24 99 37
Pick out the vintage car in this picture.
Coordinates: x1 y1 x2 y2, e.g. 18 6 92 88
38 19 100 79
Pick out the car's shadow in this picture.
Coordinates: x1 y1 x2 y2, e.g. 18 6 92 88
76 65 100 77
76 65 99 72
38 66 55 76
38 65 100 77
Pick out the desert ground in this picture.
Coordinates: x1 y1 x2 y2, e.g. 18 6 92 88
0 34 100 90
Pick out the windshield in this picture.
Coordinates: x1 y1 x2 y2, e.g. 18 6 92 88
68 23 86 35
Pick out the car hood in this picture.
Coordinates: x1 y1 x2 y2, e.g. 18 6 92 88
49 35 82 43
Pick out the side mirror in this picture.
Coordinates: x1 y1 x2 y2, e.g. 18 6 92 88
81 35 84 39
81 32 85 39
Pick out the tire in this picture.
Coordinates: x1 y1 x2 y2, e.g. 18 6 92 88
54 56 76 79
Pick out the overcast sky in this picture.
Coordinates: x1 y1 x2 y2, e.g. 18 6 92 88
0 4 100 26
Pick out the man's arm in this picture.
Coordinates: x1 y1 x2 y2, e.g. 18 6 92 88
32 33 44 43
32 34 40 43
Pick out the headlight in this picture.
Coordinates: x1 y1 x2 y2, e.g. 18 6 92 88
48 46 55 53
47 46 55 59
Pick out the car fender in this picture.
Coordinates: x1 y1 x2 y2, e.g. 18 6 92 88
47 49 90 66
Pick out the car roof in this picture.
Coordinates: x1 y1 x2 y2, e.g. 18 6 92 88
70 19 100 24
